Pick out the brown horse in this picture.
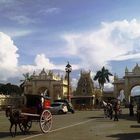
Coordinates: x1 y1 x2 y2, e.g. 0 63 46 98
5 107 32 137
5 107 20 137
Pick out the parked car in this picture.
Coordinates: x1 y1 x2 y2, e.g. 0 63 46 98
49 102 68 115
54 99 75 114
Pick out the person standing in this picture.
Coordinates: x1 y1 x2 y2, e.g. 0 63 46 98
108 103 113 120
129 101 134 116
113 102 119 121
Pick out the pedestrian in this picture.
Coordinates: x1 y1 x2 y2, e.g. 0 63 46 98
113 102 119 121
104 106 108 118
108 103 113 119
129 101 134 116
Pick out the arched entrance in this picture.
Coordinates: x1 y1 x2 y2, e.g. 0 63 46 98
113 64 140 103
131 85 140 96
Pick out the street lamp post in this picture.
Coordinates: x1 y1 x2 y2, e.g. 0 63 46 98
65 62 72 101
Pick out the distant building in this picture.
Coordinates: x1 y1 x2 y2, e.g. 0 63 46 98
0 94 22 109
71 71 100 109
102 91 115 101
23 68 70 101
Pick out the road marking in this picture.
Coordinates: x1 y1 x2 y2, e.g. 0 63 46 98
20 119 95 140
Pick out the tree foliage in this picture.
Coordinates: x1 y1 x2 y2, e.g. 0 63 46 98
22 73 32 81
0 83 22 95
19 72 33 94
94 66 113 90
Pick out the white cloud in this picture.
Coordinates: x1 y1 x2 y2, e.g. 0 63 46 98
34 54 79 71
18 54 64 77
46 8 60 14
6 30 32 38
3 18 140 91
35 54 54 69
63 19 140 71
0 0 16 4
0 32 18 80
0 32 65 81
9 15 34 25
104 83 114 91
40 8 61 15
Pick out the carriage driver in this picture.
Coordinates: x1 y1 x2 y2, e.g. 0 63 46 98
36 98 43 114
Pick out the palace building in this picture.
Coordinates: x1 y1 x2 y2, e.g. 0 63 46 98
23 68 70 101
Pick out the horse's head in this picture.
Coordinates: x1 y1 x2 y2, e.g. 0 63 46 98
5 107 12 117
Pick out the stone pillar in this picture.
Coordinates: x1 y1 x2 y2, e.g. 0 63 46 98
32 81 37 94
124 77 130 103
113 84 118 98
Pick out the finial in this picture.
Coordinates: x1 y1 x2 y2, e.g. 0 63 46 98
125 66 128 72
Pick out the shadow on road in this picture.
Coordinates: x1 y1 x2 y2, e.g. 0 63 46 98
120 113 137 121
130 125 140 128
0 131 40 139
107 132 140 140
0 131 11 138
87 116 104 119
86 111 138 122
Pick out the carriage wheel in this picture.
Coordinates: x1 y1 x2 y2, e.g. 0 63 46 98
19 120 32 132
40 109 52 133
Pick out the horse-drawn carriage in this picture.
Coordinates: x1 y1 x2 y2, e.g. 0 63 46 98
5 94 52 137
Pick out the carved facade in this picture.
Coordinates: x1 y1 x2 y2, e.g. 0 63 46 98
23 68 70 101
75 71 94 96
113 63 140 102
72 71 101 109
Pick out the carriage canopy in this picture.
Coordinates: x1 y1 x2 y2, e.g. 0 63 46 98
24 94 51 109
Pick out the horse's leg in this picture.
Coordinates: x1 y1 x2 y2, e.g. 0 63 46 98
23 121 27 134
14 124 17 137
10 123 14 137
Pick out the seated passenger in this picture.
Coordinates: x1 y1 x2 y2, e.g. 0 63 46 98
36 99 42 114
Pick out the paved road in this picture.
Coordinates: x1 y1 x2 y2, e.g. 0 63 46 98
1 108 140 140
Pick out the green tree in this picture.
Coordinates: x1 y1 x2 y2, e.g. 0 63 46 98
0 83 22 95
94 66 113 91
22 73 32 81
20 72 33 94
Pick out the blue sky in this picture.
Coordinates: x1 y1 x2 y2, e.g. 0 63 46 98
1 0 140 91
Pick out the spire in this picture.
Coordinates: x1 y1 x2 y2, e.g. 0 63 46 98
40 68 46 74
33 71 36 76
39 68 47 77
125 66 128 73
132 63 140 74
114 73 118 80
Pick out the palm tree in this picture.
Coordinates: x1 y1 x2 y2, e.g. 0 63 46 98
94 66 113 91
20 73 32 93
22 73 32 81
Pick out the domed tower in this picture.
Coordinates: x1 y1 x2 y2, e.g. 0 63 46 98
71 70 95 110
76 70 94 96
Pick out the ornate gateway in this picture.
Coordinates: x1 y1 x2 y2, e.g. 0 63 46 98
113 63 140 103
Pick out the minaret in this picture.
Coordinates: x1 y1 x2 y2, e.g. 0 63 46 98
114 73 118 81
125 66 128 73
33 71 36 76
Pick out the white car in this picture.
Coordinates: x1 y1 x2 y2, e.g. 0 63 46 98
49 102 68 114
